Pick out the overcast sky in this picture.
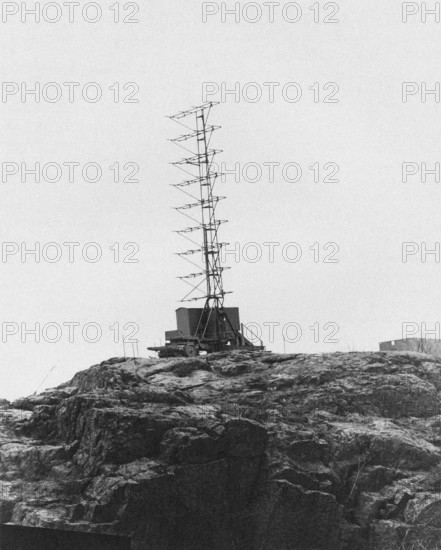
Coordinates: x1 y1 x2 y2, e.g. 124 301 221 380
0 1 440 399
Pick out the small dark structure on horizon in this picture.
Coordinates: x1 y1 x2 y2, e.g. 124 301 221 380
0 524 131 550
380 338 441 356
148 103 265 358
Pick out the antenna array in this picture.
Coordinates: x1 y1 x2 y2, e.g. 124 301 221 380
169 102 231 312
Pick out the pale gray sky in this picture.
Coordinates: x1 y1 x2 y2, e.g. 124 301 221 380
0 1 440 399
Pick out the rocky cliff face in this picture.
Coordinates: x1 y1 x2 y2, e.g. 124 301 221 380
2 351 441 549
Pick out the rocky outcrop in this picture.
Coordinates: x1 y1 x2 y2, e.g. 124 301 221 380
2 351 441 548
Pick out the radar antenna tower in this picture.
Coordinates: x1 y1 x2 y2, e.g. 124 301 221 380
169 102 233 341
147 102 265 358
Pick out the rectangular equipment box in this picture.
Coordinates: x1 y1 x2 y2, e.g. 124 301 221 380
165 329 184 341
0 524 131 550
176 307 240 339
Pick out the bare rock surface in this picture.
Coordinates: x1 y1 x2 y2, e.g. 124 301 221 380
2 351 441 548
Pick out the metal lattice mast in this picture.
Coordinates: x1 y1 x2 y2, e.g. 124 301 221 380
169 102 231 323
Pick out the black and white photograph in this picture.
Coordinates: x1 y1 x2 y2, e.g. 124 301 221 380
1 2 441 549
